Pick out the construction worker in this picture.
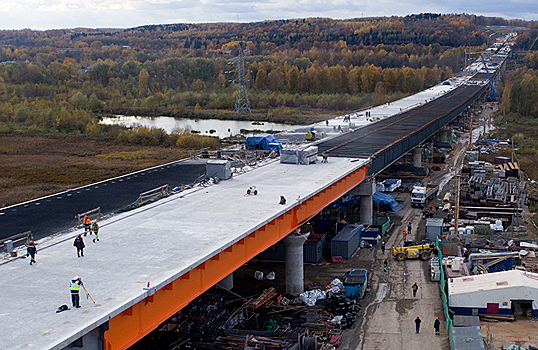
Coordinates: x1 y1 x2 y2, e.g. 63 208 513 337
70 276 83 308
74 234 85 257
383 258 388 272
27 241 37 265
408 222 412 235
381 241 385 254
402 228 407 241
279 196 286 205
412 282 419 297
92 221 99 243
415 316 421 333
83 215 91 236
434 317 441 335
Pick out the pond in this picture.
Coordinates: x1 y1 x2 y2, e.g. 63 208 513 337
100 116 298 138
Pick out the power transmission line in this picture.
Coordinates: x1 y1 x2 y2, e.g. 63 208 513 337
226 46 251 114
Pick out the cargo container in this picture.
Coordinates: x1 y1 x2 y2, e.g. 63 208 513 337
361 227 379 245
331 224 362 259
304 239 323 263
257 241 285 261
372 215 390 236
426 218 444 241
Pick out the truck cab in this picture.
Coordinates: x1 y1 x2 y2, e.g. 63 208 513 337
411 186 427 207
411 185 438 208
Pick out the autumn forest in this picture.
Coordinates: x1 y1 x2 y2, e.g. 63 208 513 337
0 14 536 147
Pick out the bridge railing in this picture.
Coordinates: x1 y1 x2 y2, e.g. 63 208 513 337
136 185 170 206
1 231 32 255
76 207 102 226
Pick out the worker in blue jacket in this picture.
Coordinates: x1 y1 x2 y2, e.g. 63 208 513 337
70 276 83 308
27 241 37 265
73 234 85 257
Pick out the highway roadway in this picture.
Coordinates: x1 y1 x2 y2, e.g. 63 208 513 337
0 159 207 241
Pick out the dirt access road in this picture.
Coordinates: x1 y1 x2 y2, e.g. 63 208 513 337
357 200 450 350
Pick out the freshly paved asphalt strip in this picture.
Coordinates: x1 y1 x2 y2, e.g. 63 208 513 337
0 159 207 241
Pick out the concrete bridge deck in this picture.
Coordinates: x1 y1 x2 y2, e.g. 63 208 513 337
1 156 369 350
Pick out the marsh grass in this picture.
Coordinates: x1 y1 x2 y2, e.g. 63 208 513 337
0 133 189 208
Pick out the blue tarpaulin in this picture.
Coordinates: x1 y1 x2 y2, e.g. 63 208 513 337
245 134 282 151
373 191 402 212
334 195 360 210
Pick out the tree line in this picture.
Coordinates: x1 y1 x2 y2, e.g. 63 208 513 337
0 14 530 146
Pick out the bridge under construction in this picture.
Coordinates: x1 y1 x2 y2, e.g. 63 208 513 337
0 35 512 350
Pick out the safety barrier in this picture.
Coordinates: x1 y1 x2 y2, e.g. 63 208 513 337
136 185 170 206
1 231 32 254
76 207 102 226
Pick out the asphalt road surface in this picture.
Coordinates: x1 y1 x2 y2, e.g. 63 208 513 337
0 159 207 242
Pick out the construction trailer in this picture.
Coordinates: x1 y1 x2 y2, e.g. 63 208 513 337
331 224 363 259
426 218 444 241
448 270 538 316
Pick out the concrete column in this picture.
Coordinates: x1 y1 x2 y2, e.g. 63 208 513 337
360 194 373 226
413 148 422 168
350 180 375 225
217 273 233 290
283 232 310 296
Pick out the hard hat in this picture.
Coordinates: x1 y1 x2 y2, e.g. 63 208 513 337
78 234 81 237
74 276 79 280
93 220 97 223
29 241 34 244
436 317 439 320
417 316 420 318
84 215 88 218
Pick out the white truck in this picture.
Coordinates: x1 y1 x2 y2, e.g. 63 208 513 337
411 184 439 207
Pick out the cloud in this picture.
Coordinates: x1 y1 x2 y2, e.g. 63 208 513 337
0 0 535 30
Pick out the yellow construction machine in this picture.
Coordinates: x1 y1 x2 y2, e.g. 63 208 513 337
392 241 436 261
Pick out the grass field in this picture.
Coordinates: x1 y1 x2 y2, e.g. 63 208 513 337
0 133 189 208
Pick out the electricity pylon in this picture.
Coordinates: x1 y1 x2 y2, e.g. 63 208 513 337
226 47 251 114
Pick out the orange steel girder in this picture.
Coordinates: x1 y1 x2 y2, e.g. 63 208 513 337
104 163 368 350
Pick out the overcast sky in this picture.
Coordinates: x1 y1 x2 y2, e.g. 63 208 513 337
0 0 536 31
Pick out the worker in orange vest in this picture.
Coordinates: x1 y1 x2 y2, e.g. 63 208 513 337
403 228 407 241
83 216 91 236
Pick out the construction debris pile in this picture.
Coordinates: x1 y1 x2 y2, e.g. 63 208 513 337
145 278 366 350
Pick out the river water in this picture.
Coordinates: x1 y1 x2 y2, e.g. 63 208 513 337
100 116 298 138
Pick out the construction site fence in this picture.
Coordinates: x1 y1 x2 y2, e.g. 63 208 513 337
1 231 32 252
76 207 101 226
436 237 455 350
137 185 170 206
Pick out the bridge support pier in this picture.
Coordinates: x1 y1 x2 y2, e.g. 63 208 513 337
439 128 451 142
283 232 310 296
413 148 422 168
350 180 375 225
217 273 234 290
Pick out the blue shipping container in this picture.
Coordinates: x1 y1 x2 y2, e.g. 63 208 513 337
257 241 285 261
361 227 379 238
304 239 323 263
